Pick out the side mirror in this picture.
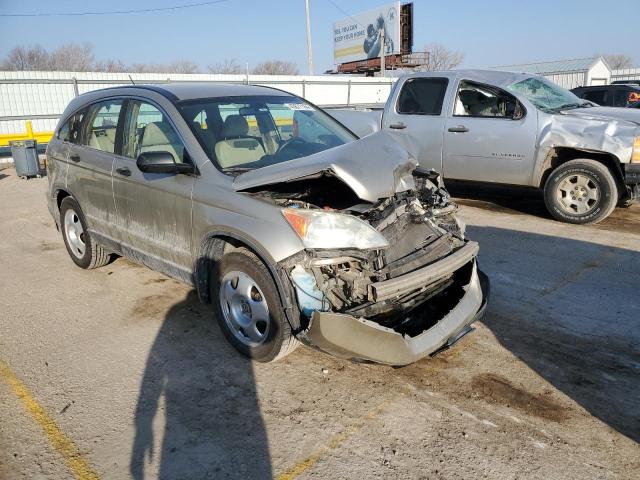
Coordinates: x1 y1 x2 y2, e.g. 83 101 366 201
136 151 195 175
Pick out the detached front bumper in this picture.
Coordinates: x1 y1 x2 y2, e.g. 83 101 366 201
298 259 489 366
624 164 640 202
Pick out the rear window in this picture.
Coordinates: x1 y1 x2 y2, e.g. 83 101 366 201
397 78 448 115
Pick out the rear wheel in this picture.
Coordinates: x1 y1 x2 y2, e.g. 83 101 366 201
211 249 299 362
59 197 110 269
543 159 618 224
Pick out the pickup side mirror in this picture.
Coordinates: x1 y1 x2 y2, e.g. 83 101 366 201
136 151 195 175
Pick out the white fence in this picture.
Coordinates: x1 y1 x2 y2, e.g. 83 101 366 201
611 68 640 82
0 71 396 135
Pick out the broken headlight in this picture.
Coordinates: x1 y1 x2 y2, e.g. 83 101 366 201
282 208 389 250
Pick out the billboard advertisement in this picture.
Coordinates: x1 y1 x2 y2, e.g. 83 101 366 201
333 2 401 64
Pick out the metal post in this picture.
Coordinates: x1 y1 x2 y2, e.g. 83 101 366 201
347 80 351 106
379 28 385 77
304 0 314 75
72 77 79 97
302 79 306 99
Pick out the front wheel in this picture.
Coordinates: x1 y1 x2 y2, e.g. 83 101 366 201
543 159 618 224
211 249 299 362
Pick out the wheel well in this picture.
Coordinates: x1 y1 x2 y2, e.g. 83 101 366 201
540 148 626 194
56 189 71 209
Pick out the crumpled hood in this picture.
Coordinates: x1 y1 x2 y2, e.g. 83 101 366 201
233 131 418 202
561 106 640 126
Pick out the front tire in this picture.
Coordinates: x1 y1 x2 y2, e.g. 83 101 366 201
211 249 299 362
59 197 111 269
543 159 618 224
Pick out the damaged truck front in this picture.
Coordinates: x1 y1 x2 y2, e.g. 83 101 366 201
235 132 488 366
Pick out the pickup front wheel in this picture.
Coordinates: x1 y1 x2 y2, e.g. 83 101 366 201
544 159 618 224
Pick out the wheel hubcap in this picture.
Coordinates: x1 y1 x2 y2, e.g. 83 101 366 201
63 209 86 258
219 270 270 346
556 173 599 215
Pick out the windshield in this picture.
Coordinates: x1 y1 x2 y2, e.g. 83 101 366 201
179 95 356 172
507 77 584 113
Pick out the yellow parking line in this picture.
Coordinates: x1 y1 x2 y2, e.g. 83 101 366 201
0 360 100 480
276 386 410 480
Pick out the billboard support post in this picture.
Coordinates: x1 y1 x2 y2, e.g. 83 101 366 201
379 28 385 77
304 0 314 75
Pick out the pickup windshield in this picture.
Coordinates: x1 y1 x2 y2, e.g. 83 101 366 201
507 77 585 113
179 95 356 173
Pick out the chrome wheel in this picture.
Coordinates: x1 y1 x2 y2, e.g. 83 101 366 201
219 270 270 346
63 208 86 258
556 173 599 215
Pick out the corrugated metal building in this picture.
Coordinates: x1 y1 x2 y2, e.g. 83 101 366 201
491 57 611 89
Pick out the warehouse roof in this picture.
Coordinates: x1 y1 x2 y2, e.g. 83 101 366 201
491 57 608 74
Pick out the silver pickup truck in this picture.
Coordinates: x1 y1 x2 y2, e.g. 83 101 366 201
329 70 640 224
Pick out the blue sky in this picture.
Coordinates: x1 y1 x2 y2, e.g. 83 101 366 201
0 0 636 73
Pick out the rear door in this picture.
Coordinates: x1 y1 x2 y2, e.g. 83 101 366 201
112 99 195 273
442 80 537 185
66 99 123 239
382 77 450 172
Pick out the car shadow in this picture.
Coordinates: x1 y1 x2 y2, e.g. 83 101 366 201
447 180 550 218
0 174 8 181
130 290 273 479
468 225 640 442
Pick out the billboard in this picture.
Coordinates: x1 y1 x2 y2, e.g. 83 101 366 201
333 2 401 65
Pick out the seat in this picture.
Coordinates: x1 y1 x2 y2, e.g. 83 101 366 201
139 121 184 162
214 115 266 168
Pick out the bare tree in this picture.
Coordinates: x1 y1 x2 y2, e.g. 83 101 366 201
93 59 128 73
50 43 95 71
252 60 299 75
597 53 633 70
166 59 200 74
0 45 51 71
418 43 464 71
208 58 243 74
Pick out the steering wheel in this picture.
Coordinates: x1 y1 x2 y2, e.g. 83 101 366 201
277 137 307 154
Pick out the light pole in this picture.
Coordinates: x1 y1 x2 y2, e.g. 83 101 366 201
304 0 314 76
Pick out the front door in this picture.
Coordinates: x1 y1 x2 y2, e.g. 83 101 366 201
112 99 195 275
443 80 537 186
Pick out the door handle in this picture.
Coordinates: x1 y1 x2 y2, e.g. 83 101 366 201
116 167 131 177
69 154 80 162
389 122 406 130
448 125 469 133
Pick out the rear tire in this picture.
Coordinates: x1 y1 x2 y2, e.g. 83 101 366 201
211 248 299 362
543 159 618 224
59 197 111 269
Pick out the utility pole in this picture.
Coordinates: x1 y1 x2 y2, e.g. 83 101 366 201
379 28 385 77
304 0 314 75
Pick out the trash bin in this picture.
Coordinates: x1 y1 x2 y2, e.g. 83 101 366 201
9 140 41 178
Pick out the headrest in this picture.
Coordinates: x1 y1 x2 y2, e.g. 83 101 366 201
141 122 179 147
222 115 249 137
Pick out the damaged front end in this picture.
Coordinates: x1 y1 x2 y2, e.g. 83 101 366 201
243 161 488 365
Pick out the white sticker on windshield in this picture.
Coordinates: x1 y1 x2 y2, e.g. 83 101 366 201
285 103 314 111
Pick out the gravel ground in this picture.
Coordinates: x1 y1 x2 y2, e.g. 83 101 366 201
0 169 638 480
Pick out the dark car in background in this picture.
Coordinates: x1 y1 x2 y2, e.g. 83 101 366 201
571 84 640 107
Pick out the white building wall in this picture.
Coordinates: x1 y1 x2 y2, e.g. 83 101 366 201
587 59 611 85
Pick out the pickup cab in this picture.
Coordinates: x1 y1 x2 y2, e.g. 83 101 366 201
329 70 640 224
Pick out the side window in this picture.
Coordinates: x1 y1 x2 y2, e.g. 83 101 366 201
58 109 87 144
84 100 123 153
613 89 630 107
454 81 523 119
581 89 607 105
397 78 448 115
122 101 186 163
